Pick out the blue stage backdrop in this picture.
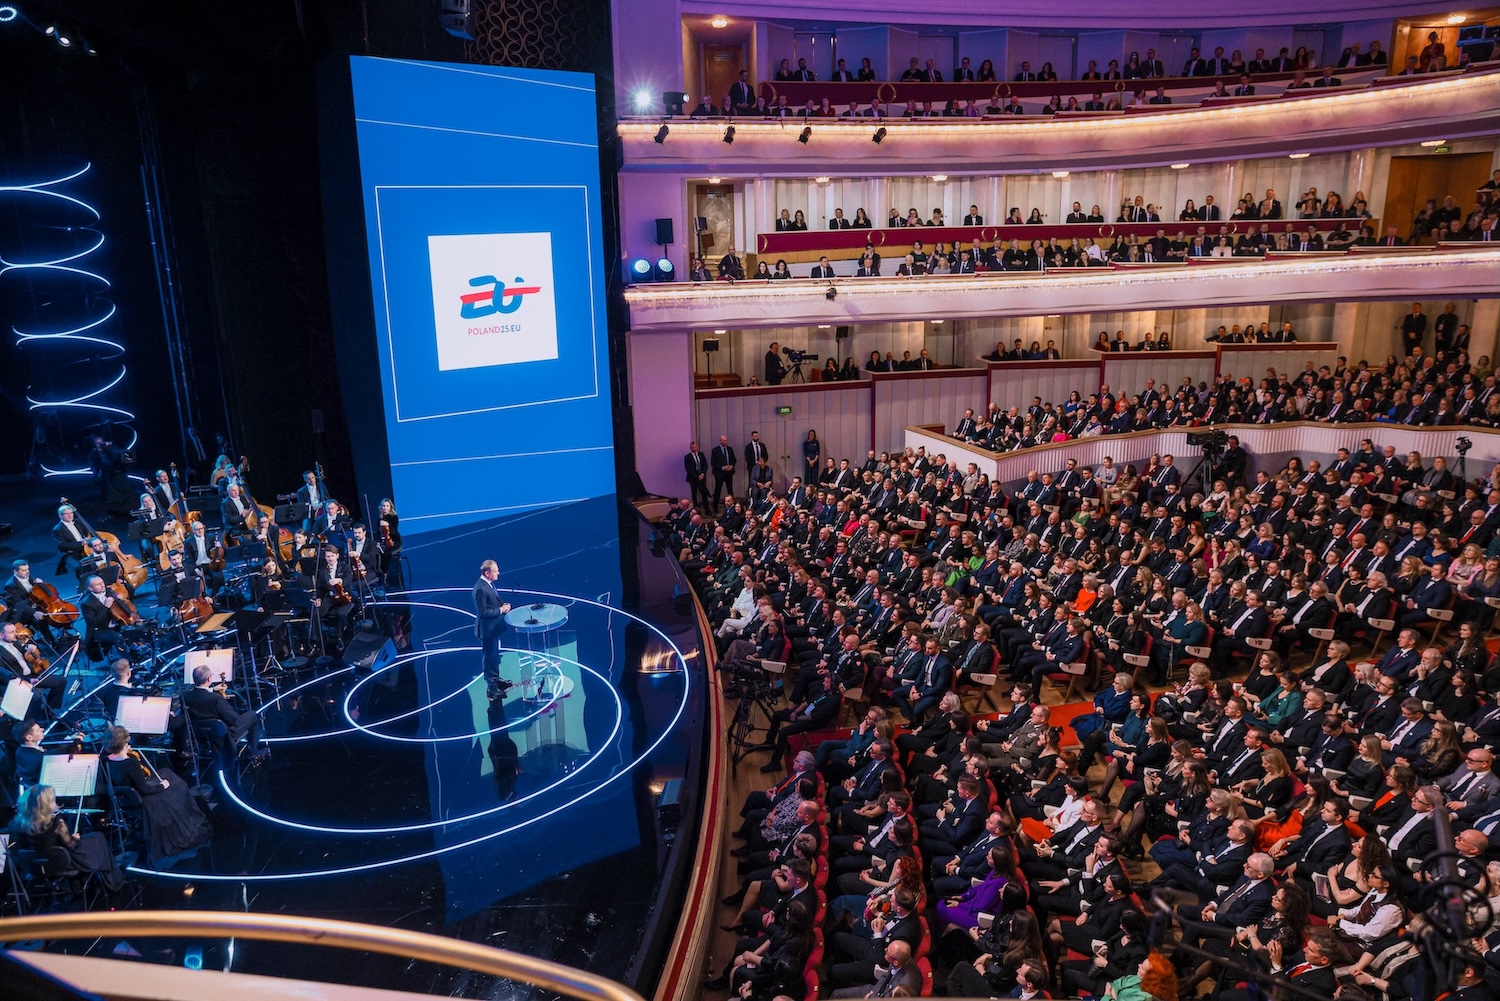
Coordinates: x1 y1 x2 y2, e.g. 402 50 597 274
339 56 614 534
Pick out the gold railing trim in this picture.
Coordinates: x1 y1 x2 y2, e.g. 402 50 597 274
0 911 646 1001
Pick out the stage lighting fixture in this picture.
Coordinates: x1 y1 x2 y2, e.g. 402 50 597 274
662 90 688 115
722 125 735 144
630 258 652 281
632 89 652 113
655 257 675 280
797 126 812 144
872 127 887 144
653 124 669 144
825 286 837 300
0 6 19 22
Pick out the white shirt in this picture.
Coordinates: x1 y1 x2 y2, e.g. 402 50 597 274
62 520 83 541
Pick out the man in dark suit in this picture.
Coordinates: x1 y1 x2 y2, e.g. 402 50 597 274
1279 799 1352 883
830 58 855 82
809 256 836 279
473 559 512 700
1148 87 1172 105
758 662 841 772
1177 851 1276 950
1400 302 1428 355
1211 590 1269 678
728 70 754 113
1233 75 1256 96
295 470 326 531
963 204 983 225
1219 929 1338 1001
717 246 745 279
52 503 95 575
184 660 263 768
743 431 770 495
1200 195 1222 220
710 435 736 508
683 441 710 509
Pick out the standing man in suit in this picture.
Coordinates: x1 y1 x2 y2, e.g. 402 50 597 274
744 431 770 495
963 204 983 225
1400 302 1427 356
728 70 754 113
683 441 711 509
1259 189 1283 219
473 560 513 701
710 435 737 509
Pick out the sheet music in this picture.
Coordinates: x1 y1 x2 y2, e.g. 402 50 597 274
184 647 235 685
1 679 33 721
115 696 173 735
39 753 99 798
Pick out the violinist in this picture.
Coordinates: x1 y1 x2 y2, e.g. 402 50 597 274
378 498 403 590
4 560 50 630
285 529 319 577
0 622 62 715
313 499 350 543
52 502 95 575
315 545 355 637
347 523 380 581
98 658 137 722
186 521 224 591
157 550 206 610
80 575 126 654
252 557 287 602
183 663 261 762
220 484 255 538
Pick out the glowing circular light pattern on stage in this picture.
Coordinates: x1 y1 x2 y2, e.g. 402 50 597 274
128 587 693 881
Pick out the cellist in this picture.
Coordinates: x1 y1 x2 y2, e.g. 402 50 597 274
52 503 96 575
80 575 125 655
4 560 53 636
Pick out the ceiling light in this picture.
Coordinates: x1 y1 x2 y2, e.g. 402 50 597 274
814 175 830 184
931 175 948 182
797 126 812 144
722 125 735 144
710 15 729 28
713 329 727 335
817 324 831 329
708 176 721 183
1420 139 1446 147
1288 152 1311 159
1447 13 1467 23
0 6 19 22
1052 171 1070 178
1170 163 1190 170
931 320 944 324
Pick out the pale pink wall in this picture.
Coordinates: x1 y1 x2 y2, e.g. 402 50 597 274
618 172 690 279
629 330 697 497
612 0 683 115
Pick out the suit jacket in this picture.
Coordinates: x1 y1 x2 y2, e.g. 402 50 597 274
1281 817 1351 872
1213 874 1274 926
1439 767 1500 806
474 577 508 638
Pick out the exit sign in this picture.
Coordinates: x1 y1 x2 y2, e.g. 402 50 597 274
1432 145 1451 154
776 405 793 416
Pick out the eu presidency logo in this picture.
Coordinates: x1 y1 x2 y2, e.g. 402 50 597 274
428 232 558 372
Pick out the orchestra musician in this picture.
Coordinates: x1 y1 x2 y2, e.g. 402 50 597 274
182 663 262 764
378 498 402 589
156 516 186 567
152 468 184 519
314 545 355 643
77 537 136 597
284 529 319 577
52 503 96 574
347 523 380 582
220 484 255 537
157 550 206 610
0 621 63 717
4 560 51 632
313 499 350 543
80 574 127 654
296 470 325 532
185 520 224 591
216 462 247 498
98 657 137 722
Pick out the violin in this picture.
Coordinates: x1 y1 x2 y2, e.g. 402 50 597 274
351 554 367 581
328 581 354 607
29 581 80 626
19 634 49 676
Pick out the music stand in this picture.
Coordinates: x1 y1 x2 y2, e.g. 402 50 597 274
130 517 166 542
114 695 172 735
184 648 234 686
276 503 309 524
39 752 99 799
231 608 274 636
1 679 34 721
227 541 267 563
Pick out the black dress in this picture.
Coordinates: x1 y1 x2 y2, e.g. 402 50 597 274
106 752 213 865
21 815 126 892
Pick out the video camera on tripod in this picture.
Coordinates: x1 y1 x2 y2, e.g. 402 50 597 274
781 346 818 382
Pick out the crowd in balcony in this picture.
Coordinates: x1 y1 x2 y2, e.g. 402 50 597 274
679 334 1500 1001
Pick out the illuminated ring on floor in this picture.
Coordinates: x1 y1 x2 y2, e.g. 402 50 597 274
128 587 693 880
341 647 620 744
217 658 623 834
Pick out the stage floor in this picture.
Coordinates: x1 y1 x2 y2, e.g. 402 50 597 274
31 494 709 999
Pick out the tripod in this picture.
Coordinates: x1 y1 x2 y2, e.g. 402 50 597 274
726 671 781 768
787 358 807 384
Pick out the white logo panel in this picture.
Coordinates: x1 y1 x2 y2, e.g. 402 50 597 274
428 232 558 372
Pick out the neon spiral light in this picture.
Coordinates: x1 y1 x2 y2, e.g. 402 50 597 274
0 161 138 476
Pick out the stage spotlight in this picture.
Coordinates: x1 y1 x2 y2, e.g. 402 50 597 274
630 258 652 281
56 30 70 46
0 6 19 22
655 257 675 281
653 124 669 144
797 126 812 144
662 90 688 115
872 127 887 144
722 125 735 144
632 89 652 113
825 286 837 300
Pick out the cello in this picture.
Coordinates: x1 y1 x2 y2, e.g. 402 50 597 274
168 462 201 524
29 581 80 627
107 592 143 627
60 496 148 590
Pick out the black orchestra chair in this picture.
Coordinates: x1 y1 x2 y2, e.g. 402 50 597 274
186 718 232 784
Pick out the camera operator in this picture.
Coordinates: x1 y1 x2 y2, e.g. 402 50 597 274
765 341 787 386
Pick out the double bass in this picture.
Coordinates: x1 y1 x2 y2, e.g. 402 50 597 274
60 496 148 590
